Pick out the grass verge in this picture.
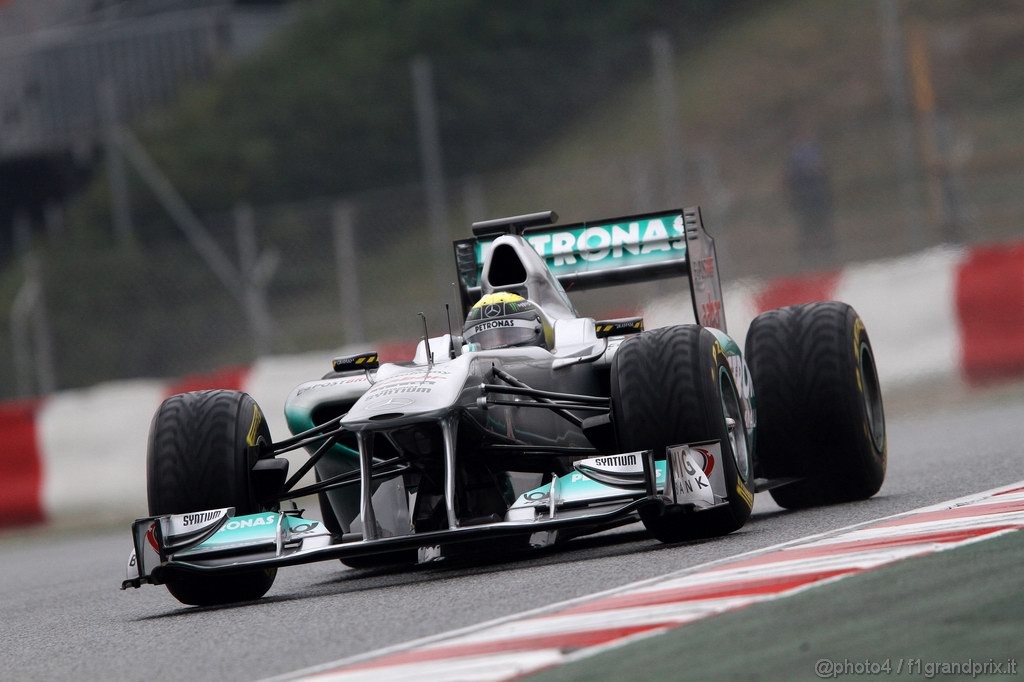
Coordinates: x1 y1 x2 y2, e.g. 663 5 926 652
532 529 1024 681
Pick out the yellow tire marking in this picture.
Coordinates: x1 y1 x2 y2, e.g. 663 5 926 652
246 405 263 447
853 316 865 393
735 481 754 509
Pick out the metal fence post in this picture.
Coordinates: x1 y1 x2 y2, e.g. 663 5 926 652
99 79 134 246
906 23 964 243
630 156 656 212
461 175 487 226
411 55 452 301
879 0 925 250
332 201 365 345
650 32 684 205
234 203 277 357
43 202 65 240
696 150 734 221
10 214 35 398
27 253 57 395
10 286 35 398
9 214 57 397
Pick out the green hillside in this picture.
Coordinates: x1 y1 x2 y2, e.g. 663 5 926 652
2 0 1022 397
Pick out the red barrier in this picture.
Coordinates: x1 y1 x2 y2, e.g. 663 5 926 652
753 270 841 313
956 242 1024 384
376 340 418 362
0 401 44 527
164 365 250 398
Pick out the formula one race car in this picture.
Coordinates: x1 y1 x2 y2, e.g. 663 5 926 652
123 206 887 606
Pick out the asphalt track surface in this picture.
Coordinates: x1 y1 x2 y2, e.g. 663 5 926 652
3 384 1023 681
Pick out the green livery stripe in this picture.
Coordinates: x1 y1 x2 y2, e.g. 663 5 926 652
474 212 687 279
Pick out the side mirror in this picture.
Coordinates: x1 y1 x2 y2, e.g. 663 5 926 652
595 317 644 339
332 352 380 373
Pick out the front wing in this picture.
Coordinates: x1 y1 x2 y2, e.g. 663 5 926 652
123 442 729 588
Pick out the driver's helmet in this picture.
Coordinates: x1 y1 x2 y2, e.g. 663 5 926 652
464 292 552 350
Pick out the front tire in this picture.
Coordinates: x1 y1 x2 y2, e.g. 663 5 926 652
148 389 278 605
611 325 754 542
745 302 887 508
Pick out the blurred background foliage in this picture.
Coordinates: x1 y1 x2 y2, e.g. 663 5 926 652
1 0 1022 397
71 0 741 239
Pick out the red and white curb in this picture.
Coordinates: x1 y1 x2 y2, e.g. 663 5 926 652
648 242 1024 387
272 482 1024 681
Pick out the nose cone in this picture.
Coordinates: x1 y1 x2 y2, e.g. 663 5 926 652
342 358 472 429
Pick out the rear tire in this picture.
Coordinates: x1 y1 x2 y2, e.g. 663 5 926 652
147 389 278 605
611 325 754 542
745 302 887 508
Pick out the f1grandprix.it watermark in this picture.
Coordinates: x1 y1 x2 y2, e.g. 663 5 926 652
815 657 1017 679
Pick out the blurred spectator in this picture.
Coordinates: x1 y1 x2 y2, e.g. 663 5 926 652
785 127 835 266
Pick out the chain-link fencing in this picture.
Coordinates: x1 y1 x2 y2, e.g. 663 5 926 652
2 1 1022 399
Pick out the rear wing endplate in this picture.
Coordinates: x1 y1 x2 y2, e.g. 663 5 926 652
454 206 726 331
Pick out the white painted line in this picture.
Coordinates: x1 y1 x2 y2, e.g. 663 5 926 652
266 481 1024 682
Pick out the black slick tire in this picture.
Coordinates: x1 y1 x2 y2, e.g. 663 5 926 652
147 389 278 606
745 302 887 508
611 325 754 542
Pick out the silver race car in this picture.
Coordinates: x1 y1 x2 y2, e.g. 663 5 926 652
123 206 887 606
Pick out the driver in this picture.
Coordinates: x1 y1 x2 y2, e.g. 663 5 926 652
463 292 552 350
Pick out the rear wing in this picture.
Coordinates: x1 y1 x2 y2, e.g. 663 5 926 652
453 206 726 331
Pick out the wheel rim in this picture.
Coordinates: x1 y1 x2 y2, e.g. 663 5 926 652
720 367 751 481
859 342 886 453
